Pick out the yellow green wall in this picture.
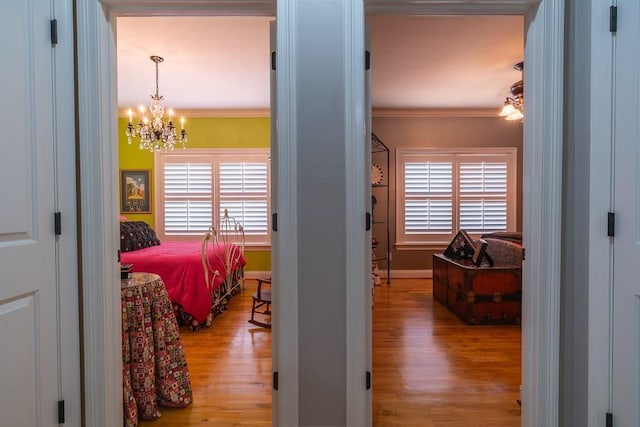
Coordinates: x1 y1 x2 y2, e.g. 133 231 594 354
118 116 271 271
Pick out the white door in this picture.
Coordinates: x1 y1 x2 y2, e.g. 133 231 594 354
0 0 64 425
612 0 640 424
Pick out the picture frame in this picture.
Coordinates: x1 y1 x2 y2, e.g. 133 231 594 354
120 169 151 213
472 239 494 267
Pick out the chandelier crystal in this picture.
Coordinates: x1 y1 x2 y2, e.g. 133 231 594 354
498 62 524 121
126 55 187 151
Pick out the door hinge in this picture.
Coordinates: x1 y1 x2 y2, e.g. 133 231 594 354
117 249 121 263
273 371 278 390
366 212 371 231
521 247 526 261
58 400 65 423
271 51 276 71
607 212 615 237
610 6 617 33
50 19 58 45
272 212 278 232
365 50 371 70
54 212 62 236
366 371 371 390
606 412 613 427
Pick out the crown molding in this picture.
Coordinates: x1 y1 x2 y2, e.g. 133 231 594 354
178 108 270 117
119 108 502 118
104 0 275 16
365 0 536 15
118 108 501 119
118 108 270 118
372 108 499 118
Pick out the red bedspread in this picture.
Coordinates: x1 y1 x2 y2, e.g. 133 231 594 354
121 241 246 323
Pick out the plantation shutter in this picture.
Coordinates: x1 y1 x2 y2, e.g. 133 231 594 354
403 161 453 234
219 162 269 235
459 161 508 232
163 162 213 233
396 148 515 246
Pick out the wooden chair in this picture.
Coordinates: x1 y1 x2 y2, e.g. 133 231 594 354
249 277 271 329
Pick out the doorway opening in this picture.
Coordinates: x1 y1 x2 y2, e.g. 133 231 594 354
115 14 274 425
368 14 524 424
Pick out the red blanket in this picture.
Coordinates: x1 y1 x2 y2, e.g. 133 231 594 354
121 241 246 323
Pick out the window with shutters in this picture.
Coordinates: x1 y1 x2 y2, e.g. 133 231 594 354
396 148 517 247
155 149 270 246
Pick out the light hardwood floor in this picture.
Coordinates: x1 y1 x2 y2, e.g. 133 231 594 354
141 278 521 426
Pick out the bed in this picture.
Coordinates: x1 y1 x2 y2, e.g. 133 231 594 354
120 219 246 329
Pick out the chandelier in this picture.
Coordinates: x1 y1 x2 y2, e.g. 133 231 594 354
126 55 187 151
498 61 524 121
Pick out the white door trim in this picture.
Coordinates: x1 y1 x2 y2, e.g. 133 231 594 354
521 3 565 424
55 0 82 422
272 2 298 424
77 0 564 425
76 2 122 425
587 0 615 425
343 1 370 425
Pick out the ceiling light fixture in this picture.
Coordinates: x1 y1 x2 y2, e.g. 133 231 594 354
498 61 524 121
126 55 188 151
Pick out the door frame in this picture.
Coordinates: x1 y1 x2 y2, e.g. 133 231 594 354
76 0 564 425
584 1 614 424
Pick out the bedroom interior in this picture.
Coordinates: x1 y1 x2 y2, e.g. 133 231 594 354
117 13 524 426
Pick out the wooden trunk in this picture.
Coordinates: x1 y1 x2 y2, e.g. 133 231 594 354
432 253 521 325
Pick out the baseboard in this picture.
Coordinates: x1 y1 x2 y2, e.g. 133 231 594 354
379 269 433 279
246 270 432 279
244 270 271 280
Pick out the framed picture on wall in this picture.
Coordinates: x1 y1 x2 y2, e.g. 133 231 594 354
120 169 151 213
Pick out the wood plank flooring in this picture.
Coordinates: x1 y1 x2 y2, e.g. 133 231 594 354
372 279 521 426
140 278 520 426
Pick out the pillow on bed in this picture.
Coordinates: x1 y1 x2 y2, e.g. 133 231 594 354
120 221 161 252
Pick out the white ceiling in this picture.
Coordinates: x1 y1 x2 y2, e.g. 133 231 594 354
116 15 523 111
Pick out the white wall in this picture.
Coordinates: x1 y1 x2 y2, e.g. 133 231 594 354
279 1 367 425
560 0 591 424
296 4 348 424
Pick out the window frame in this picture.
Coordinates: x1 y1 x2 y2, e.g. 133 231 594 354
395 147 517 249
154 148 271 247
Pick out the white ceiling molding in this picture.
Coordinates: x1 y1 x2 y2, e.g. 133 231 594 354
117 108 501 118
372 108 500 118
103 0 275 16
364 0 538 15
118 108 270 118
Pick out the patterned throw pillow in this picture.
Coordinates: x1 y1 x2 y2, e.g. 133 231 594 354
120 221 161 252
